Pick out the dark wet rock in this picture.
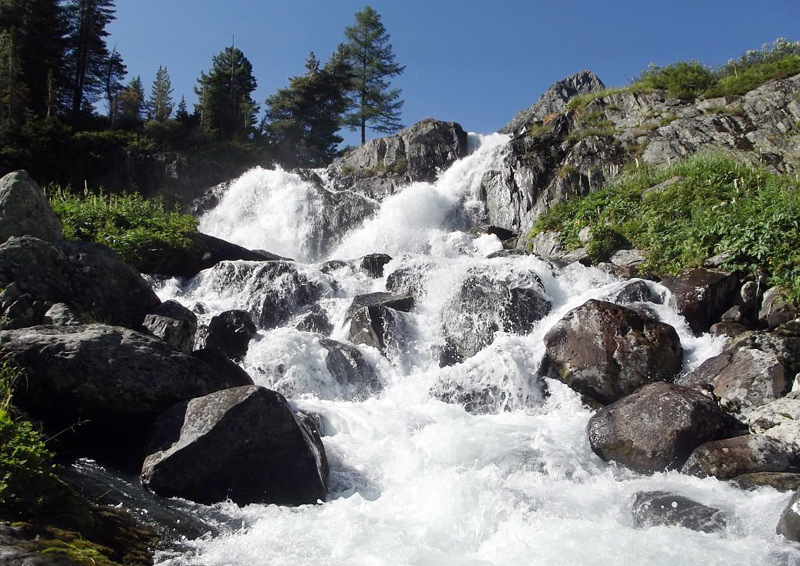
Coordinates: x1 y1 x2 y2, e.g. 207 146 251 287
385 263 432 298
295 304 334 335
0 170 62 244
360 253 393 278
440 269 551 365
199 260 323 330
190 347 254 388
143 300 197 353
609 280 663 306
346 292 414 354
777 488 800 542
431 370 549 415
682 434 800 480
760 286 797 330
319 337 380 398
205 309 257 361
543 299 682 405
0 236 160 330
587 382 732 473
660 268 739 334
730 472 800 492
0 324 252 464
141 385 328 506
631 490 727 533
710 321 749 339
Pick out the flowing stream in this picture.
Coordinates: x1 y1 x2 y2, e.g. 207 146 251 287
150 134 799 566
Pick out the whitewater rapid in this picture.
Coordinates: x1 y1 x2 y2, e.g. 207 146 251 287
152 134 800 566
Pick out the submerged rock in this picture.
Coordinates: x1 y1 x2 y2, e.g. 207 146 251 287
142 385 328 506
631 491 727 533
587 382 731 473
543 299 682 405
319 337 380 399
777 488 800 542
295 304 334 335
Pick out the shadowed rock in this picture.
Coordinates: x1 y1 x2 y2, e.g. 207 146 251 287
631 491 727 533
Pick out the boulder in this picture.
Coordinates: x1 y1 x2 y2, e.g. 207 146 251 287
587 382 732 473
43 303 82 326
731 473 800 492
630 491 727 533
191 347 255 388
0 236 160 330
197 260 322 330
748 392 800 448
0 170 62 244
777 488 800 542
660 268 739 334
346 292 414 354
385 263 433 298
205 309 257 361
0 324 252 462
608 280 664 306
543 300 682 404
141 231 286 278
682 434 800 480
359 253 393 278
143 300 197 353
440 269 551 365
319 338 380 399
295 305 334 335
760 287 796 330
141 385 328 506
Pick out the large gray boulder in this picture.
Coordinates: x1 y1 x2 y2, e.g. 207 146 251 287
440 268 551 366
748 392 800 448
0 236 160 330
543 299 682 404
329 118 470 199
631 491 727 533
143 300 197 353
502 71 606 134
141 385 328 506
660 268 740 334
682 434 800 480
0 324 252 460
0 170 62 244
587 382 732 473
346 292 414 355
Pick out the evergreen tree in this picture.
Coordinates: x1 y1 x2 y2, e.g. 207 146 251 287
115 75 143 129
0 28 27 128
147 65 173 122
194 46 258 141
175 95 189 122
103 46 125 120
343 5 404 144
264 50 352 167
62 0 117 115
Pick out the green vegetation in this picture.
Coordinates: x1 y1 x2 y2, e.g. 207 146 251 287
49 188 198 272
531 153 800 303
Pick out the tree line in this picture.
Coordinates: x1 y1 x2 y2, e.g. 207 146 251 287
0 2 405 184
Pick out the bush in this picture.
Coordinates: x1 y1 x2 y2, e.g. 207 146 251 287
49 189 198 272
635 61 716 100
530 154 800 304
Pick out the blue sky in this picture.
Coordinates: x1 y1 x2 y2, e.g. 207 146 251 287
108 1 799 146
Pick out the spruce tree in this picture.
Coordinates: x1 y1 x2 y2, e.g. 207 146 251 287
115 75 143 129
264 50 352 167
0 29 27 128
148 66 174 122
343 5 405 144
194 46 258 141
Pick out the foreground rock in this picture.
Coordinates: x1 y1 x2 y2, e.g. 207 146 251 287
777 488 800 542
142 385 328 506
0 324 252 461
143 300 197 353
587 382 732 473
440 268 551 365
0 236 160 330
631 491 727 533
543 300 682 404
682 434 800 480
346 292 414 354
0 170 63 244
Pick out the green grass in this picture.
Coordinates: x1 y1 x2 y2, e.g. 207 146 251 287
49 188 198 272
531 153 800 303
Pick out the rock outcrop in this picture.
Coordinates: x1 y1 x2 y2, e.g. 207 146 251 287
141 386 328 506
543 299 682 404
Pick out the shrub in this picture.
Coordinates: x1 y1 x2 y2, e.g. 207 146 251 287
49 189 198 272
635 61 716 100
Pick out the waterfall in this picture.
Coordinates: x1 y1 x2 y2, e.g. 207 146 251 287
150 134 797 566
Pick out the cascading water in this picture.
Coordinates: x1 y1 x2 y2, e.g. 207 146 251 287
150 134 800 566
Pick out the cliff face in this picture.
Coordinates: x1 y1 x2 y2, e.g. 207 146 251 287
482 72 800 241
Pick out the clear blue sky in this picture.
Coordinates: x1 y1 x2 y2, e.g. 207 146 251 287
108 0 799 146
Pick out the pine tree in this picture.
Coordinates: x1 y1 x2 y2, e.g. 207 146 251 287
103 47 125 121
115 75 144 129
194 46 258 141
0 29 27 128
343 5 405 144
62 0 118 115
264 50 352 167
175 95 189 123
147 66 173 122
